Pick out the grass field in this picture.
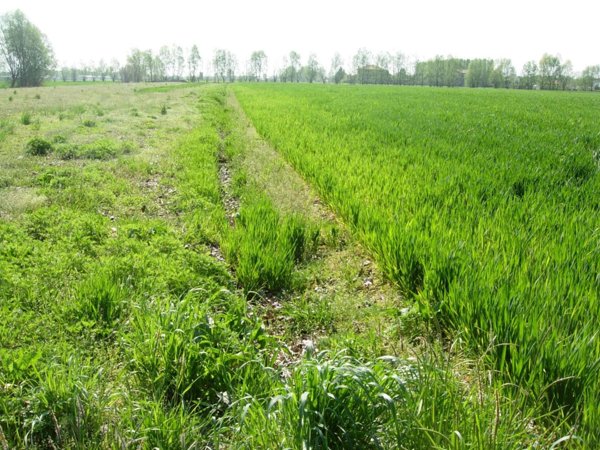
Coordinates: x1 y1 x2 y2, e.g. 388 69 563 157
0 82 598 448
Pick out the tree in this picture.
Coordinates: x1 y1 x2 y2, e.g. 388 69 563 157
279 56 292 82
465 59 494 87
213 49 226 82
521 60 538 89
226 52 237 82
289 51 301 82
538 54 562 90
143 51 154 82
188 45 201 82
489 59 516 88
153 54 165 81
60 66 69 82
391 52 407 84
329 52 343 81
559 60 573 90
304 54 320 83
0 10 55 87
109 59 120 82
98 59 108 82
213 49 236 82
580 65 600 91
352 48 372 83
375 52 391 84
173 45 185 81
334 67 346 84
121 49 148 83
249 50 267 81
427 55 446 87
159 46 173 80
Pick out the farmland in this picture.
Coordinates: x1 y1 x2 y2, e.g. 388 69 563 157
234 84 600 432
0 82 599 448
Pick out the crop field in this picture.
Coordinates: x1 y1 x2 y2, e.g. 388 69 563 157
234 84 600 439
0 82 598 448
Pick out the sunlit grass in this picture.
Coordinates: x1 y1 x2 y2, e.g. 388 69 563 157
234 83 600 442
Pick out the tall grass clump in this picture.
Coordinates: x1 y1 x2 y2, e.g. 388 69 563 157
0 119 14 143
75 269 126 329
224 195 316 294
234 84 600 441
236 350 560 448
125 288 273 410
20 111 32 125
1 357 109 449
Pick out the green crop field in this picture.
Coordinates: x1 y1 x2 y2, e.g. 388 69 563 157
0 82 598 448
234 84 600 437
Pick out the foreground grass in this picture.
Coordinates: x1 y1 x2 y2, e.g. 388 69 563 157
0 83 579 448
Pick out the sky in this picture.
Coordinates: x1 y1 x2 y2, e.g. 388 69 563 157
1 0 598 75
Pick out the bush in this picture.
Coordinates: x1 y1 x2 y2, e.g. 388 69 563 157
25 137 53 156
55 144 78 160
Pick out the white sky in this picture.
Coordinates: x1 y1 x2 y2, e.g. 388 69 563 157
1 0 598 74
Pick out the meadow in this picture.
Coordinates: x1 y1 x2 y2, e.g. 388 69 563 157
0 82 597 448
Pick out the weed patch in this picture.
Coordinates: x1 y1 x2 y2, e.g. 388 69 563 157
25 137 53 156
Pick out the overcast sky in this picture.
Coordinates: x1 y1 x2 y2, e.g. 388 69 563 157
1 0 598 74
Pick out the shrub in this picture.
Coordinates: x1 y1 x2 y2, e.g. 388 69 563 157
55 144 78 160
25 137 53 156
79 139 116 160
82 119 96 128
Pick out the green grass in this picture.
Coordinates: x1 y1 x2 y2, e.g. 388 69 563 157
0 83 256 447
136 82 198 94
233 83 600 443
224 195 317 294
1 81 594 448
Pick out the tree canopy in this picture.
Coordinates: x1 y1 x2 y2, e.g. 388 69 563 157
0 10 55 87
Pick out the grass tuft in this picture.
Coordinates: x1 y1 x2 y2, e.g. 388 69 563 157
25 137 53 156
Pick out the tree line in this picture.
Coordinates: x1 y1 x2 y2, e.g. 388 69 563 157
2 10 599 91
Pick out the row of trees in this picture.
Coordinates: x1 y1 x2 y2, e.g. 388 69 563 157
342 49 599 91
271 50 599 91
2 10 599 91
118 45 202 83
53 50 598 92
